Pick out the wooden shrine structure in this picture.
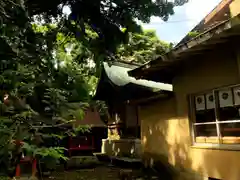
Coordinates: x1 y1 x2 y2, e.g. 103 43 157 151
94 61 172 157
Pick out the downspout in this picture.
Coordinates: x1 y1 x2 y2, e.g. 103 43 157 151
236 49 240 80
136 105 139 139
134 105 140 157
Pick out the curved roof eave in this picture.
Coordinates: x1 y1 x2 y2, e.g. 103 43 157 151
103 62 173 92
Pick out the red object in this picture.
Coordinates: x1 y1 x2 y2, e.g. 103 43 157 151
68 135 94 156
15 156 37 177
32 159 37 177
14 140 37 178
12 140 24 146
15 164 21 177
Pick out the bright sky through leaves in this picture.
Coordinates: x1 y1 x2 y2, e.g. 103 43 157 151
63 0 222 43
141 0 222 43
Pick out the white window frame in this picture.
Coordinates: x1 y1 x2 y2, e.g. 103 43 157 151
189 84 240 150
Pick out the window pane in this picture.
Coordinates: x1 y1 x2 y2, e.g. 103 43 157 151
233 86 240 105
195 124 217 137
206 92 215 109
219 88 233 108
195 109 215 123
220 122 240 137
195 95 205 111
217 87 240 121
219 106 240 121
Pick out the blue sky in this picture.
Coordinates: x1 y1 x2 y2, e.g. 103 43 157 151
141 0 222 43
63 0 222 44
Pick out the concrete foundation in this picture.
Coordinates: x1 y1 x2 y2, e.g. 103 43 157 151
101 138 142 158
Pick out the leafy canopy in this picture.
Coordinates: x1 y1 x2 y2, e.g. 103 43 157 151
0 0 187 176
116 29 171 64
26 0 188 53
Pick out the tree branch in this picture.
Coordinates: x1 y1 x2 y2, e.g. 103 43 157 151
32 119 76 128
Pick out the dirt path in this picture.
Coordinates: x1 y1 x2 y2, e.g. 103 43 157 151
43 166 142 180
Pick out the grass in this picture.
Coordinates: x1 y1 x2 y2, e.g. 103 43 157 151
0 177 8 180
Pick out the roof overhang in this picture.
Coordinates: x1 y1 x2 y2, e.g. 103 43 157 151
128 14 240 83
94 61 173 101
176 0 233 46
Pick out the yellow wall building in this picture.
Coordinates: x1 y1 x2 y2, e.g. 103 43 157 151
140 48 240 180
131 1 240 179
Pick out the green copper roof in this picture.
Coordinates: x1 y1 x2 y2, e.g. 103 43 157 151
103 62 172 92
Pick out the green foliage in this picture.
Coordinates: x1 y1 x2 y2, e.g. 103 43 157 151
188 31 200 38
0 177 8 180
90 100 109 124
0 2 89 175
74 125 91 134
116 29 171 64
0 0 187 176
21 142 67 160
25 0 188 53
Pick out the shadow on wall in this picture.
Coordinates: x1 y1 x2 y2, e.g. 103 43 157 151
140 98 205 180
102 138 141 158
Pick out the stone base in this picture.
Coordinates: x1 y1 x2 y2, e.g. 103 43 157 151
101 138 142 158
66 156 101 169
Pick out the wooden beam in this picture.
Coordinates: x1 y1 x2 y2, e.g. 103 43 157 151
127 92 172 105
204 0 232 23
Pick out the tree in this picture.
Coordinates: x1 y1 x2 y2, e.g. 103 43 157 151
0 18 89 178
0 0 188 177
25 0 188 53
116 29 171 64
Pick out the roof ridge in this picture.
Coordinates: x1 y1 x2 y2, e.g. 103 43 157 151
105 61 140 69
176 0 233 47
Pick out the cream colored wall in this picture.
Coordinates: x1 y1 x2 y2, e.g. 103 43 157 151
140 50 240 180
140 97 195 180
230 0 240 17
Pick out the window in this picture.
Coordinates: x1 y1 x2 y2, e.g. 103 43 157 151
190 84 240 144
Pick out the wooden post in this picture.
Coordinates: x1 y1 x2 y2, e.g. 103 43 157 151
15 164 21 177
68 136 72 157
32 159 37 177
15 140 23 177
135 105 139 138
91 136 94 149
